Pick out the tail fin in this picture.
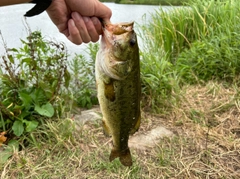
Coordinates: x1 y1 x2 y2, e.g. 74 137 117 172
109 148 132 166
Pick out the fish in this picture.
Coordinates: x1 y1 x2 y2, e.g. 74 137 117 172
95 21 141 166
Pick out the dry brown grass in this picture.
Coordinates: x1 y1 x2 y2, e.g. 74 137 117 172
0 81 239 178
150 81 240 178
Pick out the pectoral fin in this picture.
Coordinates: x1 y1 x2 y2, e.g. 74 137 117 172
104 81 115 102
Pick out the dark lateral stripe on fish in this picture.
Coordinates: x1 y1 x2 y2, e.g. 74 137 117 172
24 0 52 17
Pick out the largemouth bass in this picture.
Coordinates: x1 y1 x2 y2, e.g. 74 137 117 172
95 21 141 166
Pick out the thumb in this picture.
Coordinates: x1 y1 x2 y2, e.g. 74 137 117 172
94 1 112 23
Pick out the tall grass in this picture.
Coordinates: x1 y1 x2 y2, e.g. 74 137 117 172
117 0 187 5
140 50 179 112
140 0 240 111
175 0 240 84
176 31 240 84
142 0 240 62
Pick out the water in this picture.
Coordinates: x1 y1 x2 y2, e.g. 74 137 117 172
0 3 164 56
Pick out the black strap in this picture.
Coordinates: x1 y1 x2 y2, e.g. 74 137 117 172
24 0 52 17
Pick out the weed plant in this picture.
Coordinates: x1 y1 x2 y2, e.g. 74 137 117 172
68 43 99 109
0 30 100 139
140 50 180 112
0 31 70 137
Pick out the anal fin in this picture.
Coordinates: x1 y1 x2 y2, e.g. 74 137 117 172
130 114 141 135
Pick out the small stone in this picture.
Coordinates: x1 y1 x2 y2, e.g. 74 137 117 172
74 107 101 127
129 126 174 151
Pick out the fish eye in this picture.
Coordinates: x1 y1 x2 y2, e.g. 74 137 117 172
129 39 136 46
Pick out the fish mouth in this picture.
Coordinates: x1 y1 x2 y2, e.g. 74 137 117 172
102 21 134 35
100 20 134 37
101 21 135 57
98 21 136 80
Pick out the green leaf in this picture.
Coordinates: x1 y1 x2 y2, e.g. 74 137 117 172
0 150 13 165
10 48 19 52
16 54 23 59
21 58 33 65
12 120 24 136
8 139 19 150
30 88 46 104
0 140 19 165
19 92 32 109
51 80 58 89
24 120 39 132
8 55 14 64
20 39 27 44
34 102 54 117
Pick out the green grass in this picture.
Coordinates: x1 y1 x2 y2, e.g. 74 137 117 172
101 0 188 5
0 118 143 178
140 0 240 110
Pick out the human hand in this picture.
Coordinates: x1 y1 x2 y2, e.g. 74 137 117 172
46 0 112 45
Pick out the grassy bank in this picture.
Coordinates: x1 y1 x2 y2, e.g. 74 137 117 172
118 0 187 5
140 0 240 111
100 0 188 6
1 0 240 178
1 82 239 178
